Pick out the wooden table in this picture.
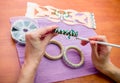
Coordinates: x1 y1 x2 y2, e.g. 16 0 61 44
0 0 120 83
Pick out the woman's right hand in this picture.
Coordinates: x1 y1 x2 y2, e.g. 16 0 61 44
81 35 112 71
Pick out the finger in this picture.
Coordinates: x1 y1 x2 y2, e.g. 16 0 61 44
89 35 107 42
90 40 99 58
41 33 57 46
89 35 109 50
45 33 57 41
37 25 58 36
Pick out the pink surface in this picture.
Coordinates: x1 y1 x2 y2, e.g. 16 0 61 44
10 17 98 83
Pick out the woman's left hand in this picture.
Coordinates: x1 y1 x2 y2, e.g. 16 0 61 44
24 25 57 65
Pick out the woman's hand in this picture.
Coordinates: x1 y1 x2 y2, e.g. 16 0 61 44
81 35 120 82
25 25 57 65
17 26 57 83
81 35 112 71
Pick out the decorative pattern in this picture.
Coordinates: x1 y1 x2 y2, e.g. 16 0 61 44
54 28 78 39
25 2 96 29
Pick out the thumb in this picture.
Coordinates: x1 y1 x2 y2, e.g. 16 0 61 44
44 33 57 44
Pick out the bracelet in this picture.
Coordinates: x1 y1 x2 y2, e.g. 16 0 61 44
45 40 64 60
63 46 84 68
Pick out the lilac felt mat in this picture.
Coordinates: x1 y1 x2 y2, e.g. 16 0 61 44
10 17 98 83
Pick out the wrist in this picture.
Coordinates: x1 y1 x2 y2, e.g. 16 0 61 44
25 51 44 65
20 60 39 77
96 60 111 72
97 61 120 82
23 59 40 70
99 61 113 73
96 60 117 76
17 60 39 83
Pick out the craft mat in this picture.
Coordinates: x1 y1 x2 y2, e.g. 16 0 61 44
10 17 98 83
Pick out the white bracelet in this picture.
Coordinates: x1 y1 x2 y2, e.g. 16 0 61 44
63 46 84 68
45 40 64 60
